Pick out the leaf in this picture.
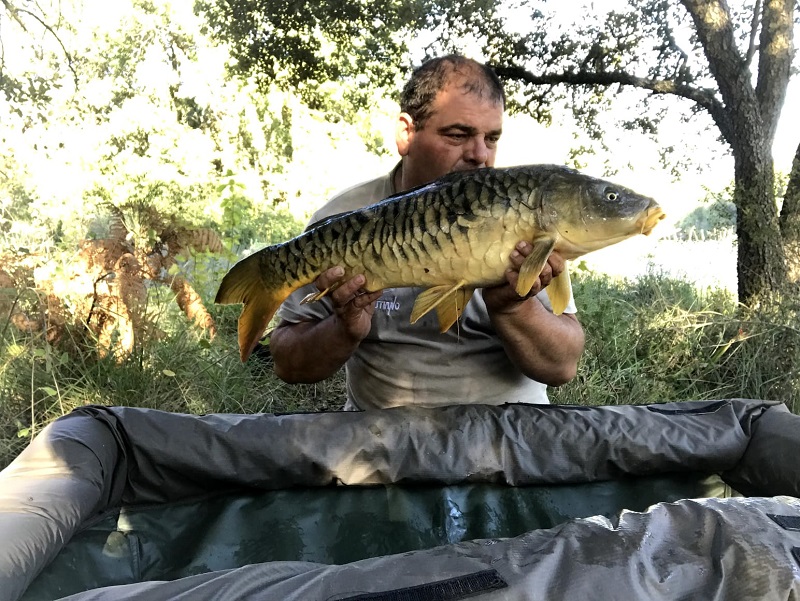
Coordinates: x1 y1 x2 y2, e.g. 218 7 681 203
162 369 176 377
17 428 31 438
6 344 25 357
39 386 58 396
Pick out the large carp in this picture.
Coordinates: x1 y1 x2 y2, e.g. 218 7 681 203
216 164 665 360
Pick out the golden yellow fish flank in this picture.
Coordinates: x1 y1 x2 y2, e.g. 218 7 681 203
215 165 666 360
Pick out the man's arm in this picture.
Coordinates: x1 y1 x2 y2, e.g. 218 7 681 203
270 267 383 384
483 243 585 386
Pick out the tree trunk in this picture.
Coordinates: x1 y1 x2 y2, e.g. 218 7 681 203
780 141 800 283
682 0 790 304
734 147 787 303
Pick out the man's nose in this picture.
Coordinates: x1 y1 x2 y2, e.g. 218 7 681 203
464 137 490 165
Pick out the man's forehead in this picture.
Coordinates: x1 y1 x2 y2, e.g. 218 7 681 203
428 85 504 128
438 74 501 102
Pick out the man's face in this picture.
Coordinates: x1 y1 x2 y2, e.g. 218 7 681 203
396 79 504 191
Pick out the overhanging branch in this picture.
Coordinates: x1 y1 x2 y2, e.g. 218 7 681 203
1 1 78 89
492 64 735 145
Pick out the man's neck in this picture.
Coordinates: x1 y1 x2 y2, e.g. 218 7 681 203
392 162 404 194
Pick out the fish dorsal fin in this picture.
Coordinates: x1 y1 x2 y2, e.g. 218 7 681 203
546 265 572 315
516 235 558 297
410 280 469 327
435 287 475 333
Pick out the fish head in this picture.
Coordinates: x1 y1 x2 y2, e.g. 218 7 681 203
537 168 666 258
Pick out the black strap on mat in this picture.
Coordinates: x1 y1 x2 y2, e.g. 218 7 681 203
339 568 507 601
768 514 800 531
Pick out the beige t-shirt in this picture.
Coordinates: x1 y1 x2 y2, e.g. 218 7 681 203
276 165 577 410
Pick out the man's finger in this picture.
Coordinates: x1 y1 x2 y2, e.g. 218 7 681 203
330 274 366 307
316 266 346 291
548 252 566 275
353 290 383 310
509 242 530 269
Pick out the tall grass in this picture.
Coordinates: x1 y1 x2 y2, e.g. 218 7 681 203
550 269 799 408
0 265 798 469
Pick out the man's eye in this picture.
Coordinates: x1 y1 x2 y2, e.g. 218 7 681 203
446 133 467 140
485 136 500 146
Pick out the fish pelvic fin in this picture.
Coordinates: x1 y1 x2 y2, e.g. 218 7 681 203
435 287 475 333
410 280 470 331
546 265 572 315
215 253 292 362
516 235 557 297
300 280 344 305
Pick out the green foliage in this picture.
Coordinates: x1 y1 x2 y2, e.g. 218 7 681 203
217 170 303 250
677 172 791 240
1 0 391 263
196 0 423 107
0 278 346 469
677 197 736 240
550 270 799 408
2 262 798 470
2 0 797 472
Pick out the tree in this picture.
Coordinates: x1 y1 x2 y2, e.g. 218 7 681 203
198 0 798 305
197 0 396 106
194 0 481 116
484 0 798 305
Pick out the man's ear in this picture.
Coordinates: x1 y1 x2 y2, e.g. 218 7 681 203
396 113 414 156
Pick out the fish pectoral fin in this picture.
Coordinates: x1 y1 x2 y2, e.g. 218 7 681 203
300 280 344 304
410 280 469 326
435 288 475 333
516 236 557 297
546 266 572 316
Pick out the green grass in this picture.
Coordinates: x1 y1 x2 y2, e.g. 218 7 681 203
1 266 798 470
550 269 799 407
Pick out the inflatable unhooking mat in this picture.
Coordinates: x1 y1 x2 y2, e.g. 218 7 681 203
1 399 800 600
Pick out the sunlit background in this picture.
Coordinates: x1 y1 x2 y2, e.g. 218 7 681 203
4 0 796 295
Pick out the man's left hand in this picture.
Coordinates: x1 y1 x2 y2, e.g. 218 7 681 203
483 242 566 313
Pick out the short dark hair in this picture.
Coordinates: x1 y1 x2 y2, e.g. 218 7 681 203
399 55 506 130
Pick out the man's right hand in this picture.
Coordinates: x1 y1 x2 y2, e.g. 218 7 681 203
317 266 383 343
270 268 383 384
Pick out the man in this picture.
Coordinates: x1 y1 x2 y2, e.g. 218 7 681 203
270 55 585 410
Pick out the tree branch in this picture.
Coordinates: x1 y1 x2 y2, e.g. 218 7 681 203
1 1 78 89
755 0 794 144
1 0 28 31
492 64 735 145
744 0 762 68
680 0 762 152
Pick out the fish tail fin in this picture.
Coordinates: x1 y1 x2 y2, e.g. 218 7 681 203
215 253 292 361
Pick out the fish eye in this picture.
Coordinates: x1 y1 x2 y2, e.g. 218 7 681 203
605 189 619 201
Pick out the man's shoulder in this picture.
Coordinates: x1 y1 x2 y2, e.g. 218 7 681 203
307 165 398 227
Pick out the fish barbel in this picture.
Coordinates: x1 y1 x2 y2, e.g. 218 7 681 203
216 164 666 360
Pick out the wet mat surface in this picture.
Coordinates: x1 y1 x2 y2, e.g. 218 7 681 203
23 473 734 600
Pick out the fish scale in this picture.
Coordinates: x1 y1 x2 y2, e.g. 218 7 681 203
216 164 665 361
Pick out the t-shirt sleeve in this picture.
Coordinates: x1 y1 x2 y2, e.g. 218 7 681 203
535 288 578 314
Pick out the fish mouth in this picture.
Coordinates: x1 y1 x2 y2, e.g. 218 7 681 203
637 206 667 236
